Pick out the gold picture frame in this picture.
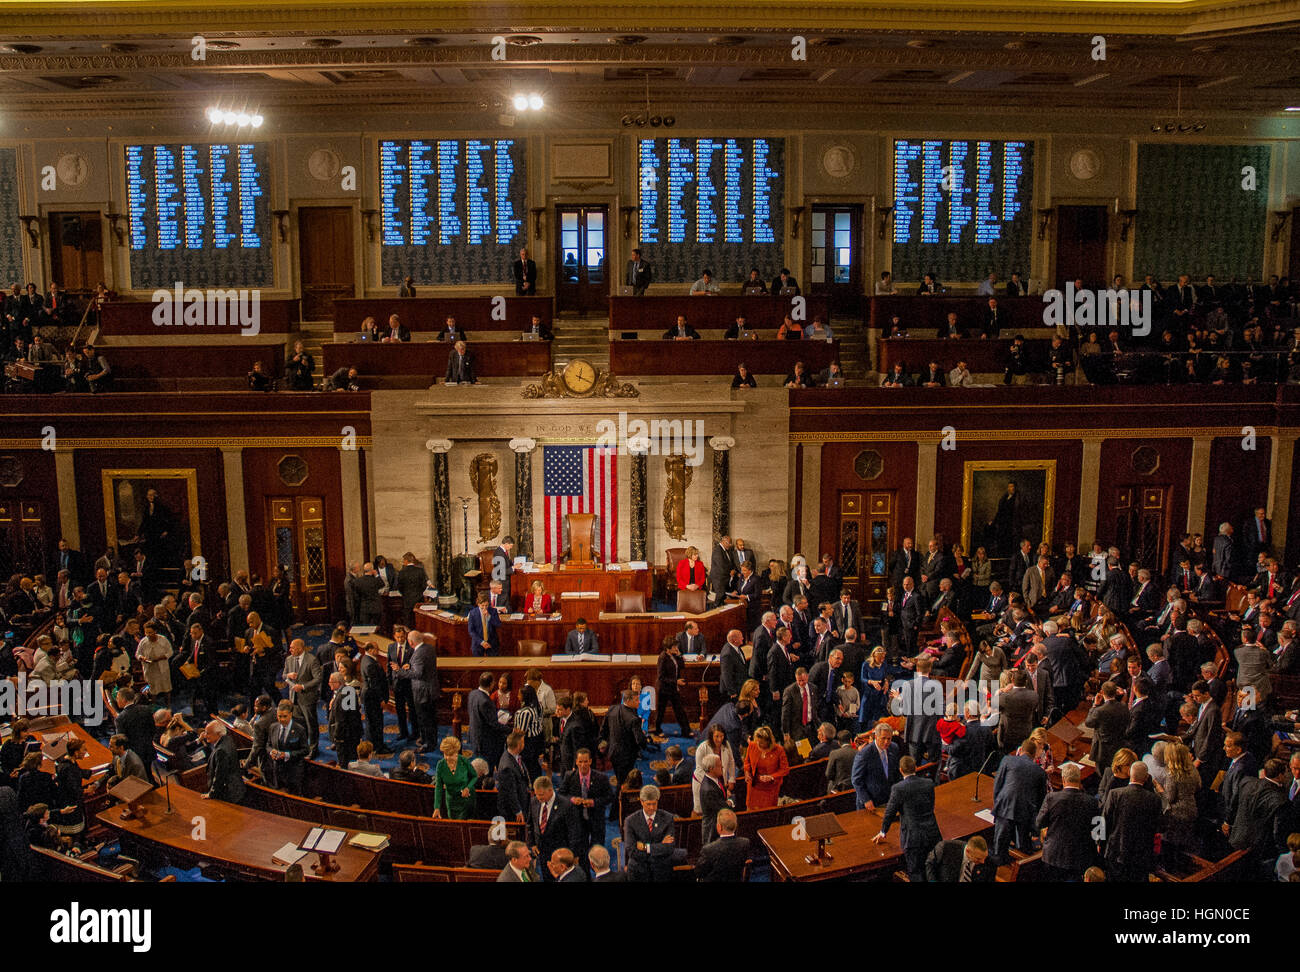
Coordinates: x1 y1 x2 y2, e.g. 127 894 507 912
960 459 1056 556
101 468 202 557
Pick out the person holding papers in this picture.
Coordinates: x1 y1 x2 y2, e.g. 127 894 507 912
524 579 553 615
564 618 599 655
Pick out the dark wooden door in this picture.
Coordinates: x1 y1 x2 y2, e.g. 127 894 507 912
555 205 608 315
267 495 329 623
298 206 355 321
1054 205 1109 291
837 490 896 617
1112 485 1169 572
0 497 48 579
1289 206 1300 282
810 205 863 314
48 212 104 292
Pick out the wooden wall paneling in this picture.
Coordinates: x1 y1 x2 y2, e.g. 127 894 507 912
1205 436 1273 545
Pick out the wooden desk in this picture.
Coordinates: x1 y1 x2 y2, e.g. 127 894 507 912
101 343 286 381
321 340 551 384
331 296 554 337
509 564 650 610
758 773 995 882
34 717 112 775
878 337 1050 375
609 295 828 333
414 601 742 656
96 784 382 882
868 295 1043 332
100 299 299 336
610 338 839 376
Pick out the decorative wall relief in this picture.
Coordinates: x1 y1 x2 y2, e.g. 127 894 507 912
662 454 692 541
469 452 502 543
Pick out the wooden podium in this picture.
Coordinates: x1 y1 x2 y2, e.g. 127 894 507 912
566 513 597 568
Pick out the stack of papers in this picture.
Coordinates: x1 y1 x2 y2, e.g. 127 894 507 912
299 827 347 855
628 561 649 570
272 843 309 867
348 832 390 852
561 591 600 598
974 809 996 824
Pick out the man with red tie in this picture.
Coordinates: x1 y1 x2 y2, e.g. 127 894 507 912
1170 555 1196 595
780 667 815 745
487 579 509 613
1251 558 1288 602
1242 506 1272 558
558 748 612 869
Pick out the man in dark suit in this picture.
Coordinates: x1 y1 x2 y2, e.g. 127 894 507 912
1219 731 1259 828
1083 681 1129 771
112 687 157 775
1024 651 1054 725
1169 681 1224 777
1122 676 1163 754
468 672 503 770
623 784 683 881
625 248 652 295
781 668 816 744
899 577 923 657
267 700 311 794
719 628 748 700
409 632 439 749
708 536 735 606
380 313 410 342
359 642 390 754
919 538 948 601
1034 762 1098 880
558 748 612 865
890 537 921 594
55 538 86 587
852 722 901 810
1242 506 1273 558
749 613 778 699
445 340 476 383
696 753 732 843
946 701 993 780
662 315 701 340
588 844 625 882
807 648 844 726
395 553 428 623
1102 761 1162 881
387 626 417 742
241 694 275 782
281 637 323 756
695 808 750 881
468 839 509 871
526 776 581 881
563 618 599 655
327 672 362 768
511 247 538 295
734 562 762 632
351 564 383 625
765 628 798 720
996 669 1039 753
807 564 838 608
1228 758 1290 878
1008 540 1034 593
467 594 501 656
201 721 246 805
924 835 996 882
547 848 587 882
87 568 118 625
895 656 942 763
495 732 532 822
992 738 1048 862
831 590 863 641
872 755 942 882
599 690 646 801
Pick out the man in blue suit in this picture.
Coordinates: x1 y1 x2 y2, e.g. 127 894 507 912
851 722 901 810
467 593 501 656
991 736 1049 862
872 755 942 881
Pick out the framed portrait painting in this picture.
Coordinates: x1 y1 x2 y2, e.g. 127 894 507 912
100 468 201 563
960 460 1056 559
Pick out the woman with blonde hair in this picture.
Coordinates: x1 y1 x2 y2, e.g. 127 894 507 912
523 579 553 615
1028 727 1057 783
676 545 706 591
743 725 788 809
1156 742 1201 851
1097 747 1139 803
859 646 892 727
431 735 478 820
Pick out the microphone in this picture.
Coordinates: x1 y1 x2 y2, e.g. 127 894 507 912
972 749 1000 803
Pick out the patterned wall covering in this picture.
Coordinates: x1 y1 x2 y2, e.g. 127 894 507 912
1134 143 1271 282
0 149 25 286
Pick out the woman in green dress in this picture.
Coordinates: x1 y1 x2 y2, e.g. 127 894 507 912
431 735 478 819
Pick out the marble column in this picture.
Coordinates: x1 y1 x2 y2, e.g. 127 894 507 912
1187 437 1213 535
509 438 536 561
914 440 937 543
1078 438 1103 546
53 449 80 549
709 436 735 542
628 436 649 563
800 442 823 556
426 438 453 595
220 447 249 577
1268 434 1297 554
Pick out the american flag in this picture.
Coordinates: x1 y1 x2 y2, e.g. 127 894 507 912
543 445 617 563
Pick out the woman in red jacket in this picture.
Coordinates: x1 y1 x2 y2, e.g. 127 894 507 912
676 545 706 591
523 579 552 616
